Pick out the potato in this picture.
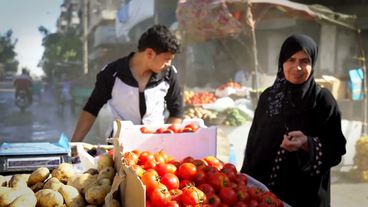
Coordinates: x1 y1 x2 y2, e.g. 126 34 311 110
0 187 12 197
67 174 96 194
0 175 7 187
98 154 114 171
43 177 64 191
83 168 99 175
30 182 44 193
28 167 50 186
85 185 111 205
35 189 64 207
98 178 111 186
9 193 37 207
97 166 115 183
52 163 74 184
102 199 120 207
0 187 33 207
8 174 28 188
58 185 85 207
86 205 98 207
80 179 99 196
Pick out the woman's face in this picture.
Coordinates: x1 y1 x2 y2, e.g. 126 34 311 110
283 50 312 85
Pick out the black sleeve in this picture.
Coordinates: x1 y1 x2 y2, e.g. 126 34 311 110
83 65 115 117
303 89 347 176
164 66 183 119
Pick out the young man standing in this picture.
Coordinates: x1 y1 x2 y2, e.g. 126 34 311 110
71 24 183 142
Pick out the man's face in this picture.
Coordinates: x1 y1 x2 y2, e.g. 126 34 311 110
146 50 175 73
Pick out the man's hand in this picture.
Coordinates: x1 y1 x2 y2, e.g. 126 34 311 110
281 130 309 152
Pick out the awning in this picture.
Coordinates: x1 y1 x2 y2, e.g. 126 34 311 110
176 0 358 42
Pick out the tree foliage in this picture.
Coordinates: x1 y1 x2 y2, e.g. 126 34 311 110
0 29 19 73
38 26 82 81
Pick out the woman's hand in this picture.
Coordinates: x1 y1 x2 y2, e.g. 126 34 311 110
281 131 309 152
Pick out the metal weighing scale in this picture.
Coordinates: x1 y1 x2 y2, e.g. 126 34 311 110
0 133 71 174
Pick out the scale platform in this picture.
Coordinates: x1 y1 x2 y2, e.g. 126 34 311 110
0 133 71 174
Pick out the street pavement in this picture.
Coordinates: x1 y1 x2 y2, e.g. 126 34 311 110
0 81 368 206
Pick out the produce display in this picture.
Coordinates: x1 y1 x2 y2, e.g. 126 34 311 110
183 106 250 126
223 108 247 126
140 123 200 134
122 149 285 207
0 155 120 207
183 106 218 120
217 82 242 90
184 91 217 104
349 136 368 181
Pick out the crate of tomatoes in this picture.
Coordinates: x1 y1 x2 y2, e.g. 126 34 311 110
112 118 217 161
107 141 290 207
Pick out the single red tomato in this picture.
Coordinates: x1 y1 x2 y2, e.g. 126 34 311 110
236 174 248 185
179 180 195 189
140 127 147 133
232 201 249 207
141 172 161 198
219 187 238 206
207 172 230 193
248 186 265 201
155 150 170 163
182 156 195 163
235 183 248 191
155 163 178 177
204 156 221 167
123 151 139 166
221 163 237 174
182 187 205 206
144 159 157 170
182 127 194 133
163 129 175 134
132 149 141 157
205 192 222 207
131 165 144 178
167 124 179 133
237 188 251 203
193 170 208 186
197 183 215 194
207 166 219 173
170 189 183 203
139 151 154 165
179 163 198 180
223 170 237 182
164 200 182 207
146 168 158 176
185 123 199 132
248 200 259 207
192 159 207 172
259 193 278 206
150 188 172 207
154 153 166 164
156 127 166 134
161 173 180 190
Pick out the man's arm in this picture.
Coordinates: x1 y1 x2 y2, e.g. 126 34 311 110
71 64 115 142
71 111 96 142
165 66 184 124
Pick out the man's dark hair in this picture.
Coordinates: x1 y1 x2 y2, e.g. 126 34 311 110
138 24 181 55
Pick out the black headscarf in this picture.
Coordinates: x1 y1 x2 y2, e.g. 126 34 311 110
268 34 321 118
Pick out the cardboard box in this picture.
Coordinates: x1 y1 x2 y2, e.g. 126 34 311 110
112 119 217 160
109 138 292 207
315 75 347 100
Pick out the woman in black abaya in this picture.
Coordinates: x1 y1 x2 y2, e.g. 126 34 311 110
240 34 346 207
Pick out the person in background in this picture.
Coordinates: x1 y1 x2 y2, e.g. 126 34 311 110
14 69 33 104
240 34 346 207
71 24 183 143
